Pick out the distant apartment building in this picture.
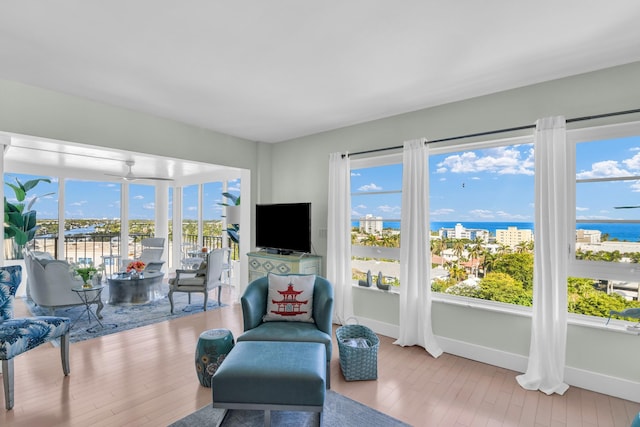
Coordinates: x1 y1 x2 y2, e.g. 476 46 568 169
439 223 489 242
359 214 383 234
496 226 533 248
576 229 602 244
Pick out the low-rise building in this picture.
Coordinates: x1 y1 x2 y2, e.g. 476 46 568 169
439 223 489 242
496 226 533 248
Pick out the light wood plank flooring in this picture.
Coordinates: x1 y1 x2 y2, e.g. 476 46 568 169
1 285 638 427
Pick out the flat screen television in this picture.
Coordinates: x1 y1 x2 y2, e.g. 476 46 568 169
255 202 311 254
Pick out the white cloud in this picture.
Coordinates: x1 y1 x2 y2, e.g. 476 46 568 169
576 206 589 211
436 145 534 176
358 183 382 191
143 203 155 210
431 208 455 216
351 172 361 176
630 181 640 193
623 152 640 170
576 160 632 179
70 201 87 207
133 195 144 200
469 209 495 219
377 205 401 215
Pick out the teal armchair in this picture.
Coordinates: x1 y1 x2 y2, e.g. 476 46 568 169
238 274 334 387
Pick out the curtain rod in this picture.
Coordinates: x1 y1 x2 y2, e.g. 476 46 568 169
343 108 640 158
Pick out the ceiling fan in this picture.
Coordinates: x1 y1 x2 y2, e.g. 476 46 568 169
106 160 173 182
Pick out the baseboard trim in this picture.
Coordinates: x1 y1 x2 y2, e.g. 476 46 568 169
348 320 640 404
438 336 640 403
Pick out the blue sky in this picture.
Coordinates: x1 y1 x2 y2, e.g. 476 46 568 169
4 174 241 221
351 135 640 223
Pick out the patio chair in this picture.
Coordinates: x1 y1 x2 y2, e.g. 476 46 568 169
168 248 225 313
0 265 71 410
123 237 166 272
180 242 204 270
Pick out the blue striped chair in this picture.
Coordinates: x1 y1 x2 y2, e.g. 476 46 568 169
0 265 71 410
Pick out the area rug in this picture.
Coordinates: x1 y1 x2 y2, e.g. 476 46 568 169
168 390 410 427
23 284 226 344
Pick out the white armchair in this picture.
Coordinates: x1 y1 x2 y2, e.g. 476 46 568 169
23 249 104 317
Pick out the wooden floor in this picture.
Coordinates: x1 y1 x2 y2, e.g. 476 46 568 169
1 285 639 427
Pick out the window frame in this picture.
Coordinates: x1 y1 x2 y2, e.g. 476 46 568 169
567 119 640 283
350 153 403 282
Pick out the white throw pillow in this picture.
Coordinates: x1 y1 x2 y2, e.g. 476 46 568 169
263 273 315 323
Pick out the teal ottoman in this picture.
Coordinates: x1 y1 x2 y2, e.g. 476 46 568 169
211 341 326 426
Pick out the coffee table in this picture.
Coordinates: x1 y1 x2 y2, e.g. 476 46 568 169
107 271 163 304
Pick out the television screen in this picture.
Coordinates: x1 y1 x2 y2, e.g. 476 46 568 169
255 202 311 254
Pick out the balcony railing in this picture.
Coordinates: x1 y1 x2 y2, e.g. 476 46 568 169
16 233 236 269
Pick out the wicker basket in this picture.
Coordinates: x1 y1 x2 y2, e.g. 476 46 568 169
336 323 380 381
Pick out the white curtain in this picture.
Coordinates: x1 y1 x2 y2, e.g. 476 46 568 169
327 152 353 324
393 139 442 358
516 116 569 395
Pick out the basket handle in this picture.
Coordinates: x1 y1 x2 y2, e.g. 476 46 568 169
344 316 359 325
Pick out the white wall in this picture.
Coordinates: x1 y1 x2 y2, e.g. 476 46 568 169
268 61 640 402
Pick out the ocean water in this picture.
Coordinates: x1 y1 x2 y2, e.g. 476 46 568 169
353 221 640 242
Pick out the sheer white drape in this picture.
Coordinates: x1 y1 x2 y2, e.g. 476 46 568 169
393 139 442 358
327 152 353 324
516 116 569 395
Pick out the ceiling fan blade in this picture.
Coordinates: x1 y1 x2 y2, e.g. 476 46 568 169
105 160 173 181
614 206 640 209
131 176 174 181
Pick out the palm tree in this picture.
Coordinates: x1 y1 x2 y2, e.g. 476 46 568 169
497 243 512 255
481 250 498 276
431 238 445 267
448 264 467 282
452 239 466 263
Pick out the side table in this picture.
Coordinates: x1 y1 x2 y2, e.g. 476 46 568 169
195 329 235 387
71 285 105 329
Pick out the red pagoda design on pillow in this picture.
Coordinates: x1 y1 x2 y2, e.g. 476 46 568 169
270 282 309 316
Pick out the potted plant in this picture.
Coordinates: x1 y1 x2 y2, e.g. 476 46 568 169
220 192 240 245
4 177 52 259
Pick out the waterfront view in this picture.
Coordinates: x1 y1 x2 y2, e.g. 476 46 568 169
351 218 640 321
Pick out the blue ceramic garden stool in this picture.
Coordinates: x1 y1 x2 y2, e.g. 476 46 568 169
195 328 234 387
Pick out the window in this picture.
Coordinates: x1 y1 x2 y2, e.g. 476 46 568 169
182 184 199 247
568 121 640 320
429 139 535 307
202 181 223 249
350 155 402 288
128 183 155 240
64 179 121 264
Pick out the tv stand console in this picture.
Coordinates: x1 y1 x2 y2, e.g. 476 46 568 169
247 251 322 282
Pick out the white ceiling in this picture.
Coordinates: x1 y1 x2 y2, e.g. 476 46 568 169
1 1 640 175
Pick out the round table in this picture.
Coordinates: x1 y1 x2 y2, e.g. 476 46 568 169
107 271 163 304
195 328 235 387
